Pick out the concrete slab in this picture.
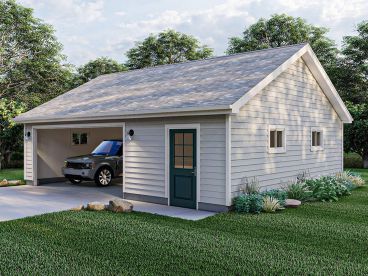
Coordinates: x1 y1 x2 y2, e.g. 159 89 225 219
0 182 216 221
129 200 216 221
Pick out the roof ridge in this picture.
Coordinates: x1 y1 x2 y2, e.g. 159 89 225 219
100 42 308 79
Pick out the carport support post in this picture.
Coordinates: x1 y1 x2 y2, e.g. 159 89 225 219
32 127 38 186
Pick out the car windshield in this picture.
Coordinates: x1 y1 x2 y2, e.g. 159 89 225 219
92 140 122 156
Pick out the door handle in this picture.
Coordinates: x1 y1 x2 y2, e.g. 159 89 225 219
192 166 197 177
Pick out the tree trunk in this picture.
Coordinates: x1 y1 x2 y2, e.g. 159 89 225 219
364 154 368 169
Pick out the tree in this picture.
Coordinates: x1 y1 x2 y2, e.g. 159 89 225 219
227 14 338 71
126 29 213 69
0 99 25 169
0 0 73 109
344 102 368 168
334 21 368 104
72 57 127 87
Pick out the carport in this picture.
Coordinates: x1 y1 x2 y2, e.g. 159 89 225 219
26 123 125 189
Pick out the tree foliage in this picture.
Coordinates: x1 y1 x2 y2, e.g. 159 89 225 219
344 102 368 168
334 21 368 104
227 14 338 70
73 57 127 87
126 29 213 69
0 0 73 108
0 99 24 169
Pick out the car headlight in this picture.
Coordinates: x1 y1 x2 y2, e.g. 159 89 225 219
64 161 68 168
83 163 93 169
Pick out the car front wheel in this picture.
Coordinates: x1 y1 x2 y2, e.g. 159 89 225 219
95 167 113 187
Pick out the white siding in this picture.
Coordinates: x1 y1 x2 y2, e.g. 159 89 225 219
231 58 343 197
125 116 226 205
24 125 33 180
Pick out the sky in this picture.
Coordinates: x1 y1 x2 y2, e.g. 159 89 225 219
18 0 368 66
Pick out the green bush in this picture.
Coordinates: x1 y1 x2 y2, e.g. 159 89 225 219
344 152 363 168
261 189 287 206
233 194 263 214
286 181 313 202
304 176 350 202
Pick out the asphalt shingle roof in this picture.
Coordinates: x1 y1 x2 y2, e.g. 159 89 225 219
15 44 306 122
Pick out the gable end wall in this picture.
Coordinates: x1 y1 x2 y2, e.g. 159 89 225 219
230 58 343 197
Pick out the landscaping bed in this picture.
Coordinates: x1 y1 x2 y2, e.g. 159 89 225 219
0 169 367 274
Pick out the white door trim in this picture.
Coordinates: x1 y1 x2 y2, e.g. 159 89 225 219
165 124 200 210
31 122 125 189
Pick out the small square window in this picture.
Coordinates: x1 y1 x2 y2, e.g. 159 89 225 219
269 126 286 153
72 132 88 145
311 129 323 151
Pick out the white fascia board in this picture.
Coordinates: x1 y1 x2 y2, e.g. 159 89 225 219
13 105 233 124
301 44 353 123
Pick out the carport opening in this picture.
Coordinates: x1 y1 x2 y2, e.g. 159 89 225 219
36 127 124 187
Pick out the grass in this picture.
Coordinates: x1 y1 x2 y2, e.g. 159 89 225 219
0 169 367 274
0 168 24 180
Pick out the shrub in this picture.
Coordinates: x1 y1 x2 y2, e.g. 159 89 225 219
338 170 365 188
261 189 287 206
285 181 313 202
304 176 350 202
240 177 260 195
344 152 363 168
262 196 282 213
233 194 263 214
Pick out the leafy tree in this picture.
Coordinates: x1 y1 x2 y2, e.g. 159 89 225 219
344 102 368 168
73 57 127 87
227 14 338 71
126 29 213 69
0 99 25 169
334 21 368 103
0 0 73 109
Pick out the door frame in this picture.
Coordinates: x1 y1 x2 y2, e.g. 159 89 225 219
31 122 125 190
165 124 200 210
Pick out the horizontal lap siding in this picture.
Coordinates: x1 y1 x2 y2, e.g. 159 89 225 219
24 125 33 180
124 116 226 205
231 58 343 197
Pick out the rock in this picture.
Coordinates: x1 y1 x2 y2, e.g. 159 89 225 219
70 205 84 211
285 199 302 208
108 199 133 213
87 201 106 211
8 180 23 185
0 179 8 186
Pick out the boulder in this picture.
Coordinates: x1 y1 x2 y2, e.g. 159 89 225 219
8 180 23 185
0 179 8 186
70 205 84 211
87 201 106 211
108 199 133 213
285 199 302 208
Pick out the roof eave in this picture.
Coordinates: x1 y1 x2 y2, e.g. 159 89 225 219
14 105 234 124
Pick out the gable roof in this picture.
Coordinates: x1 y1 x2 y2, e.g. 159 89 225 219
14 43 352 123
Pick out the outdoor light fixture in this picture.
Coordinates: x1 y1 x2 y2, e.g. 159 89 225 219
25 131 31 140
126 129 135 141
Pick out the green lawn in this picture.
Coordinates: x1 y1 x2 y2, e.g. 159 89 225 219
0 168 24 180
0 170 367 274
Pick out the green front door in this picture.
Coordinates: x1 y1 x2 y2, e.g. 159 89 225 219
170 129 197 209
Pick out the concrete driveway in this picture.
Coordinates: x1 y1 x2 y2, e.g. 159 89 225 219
0 182 122 222
0 182 216 221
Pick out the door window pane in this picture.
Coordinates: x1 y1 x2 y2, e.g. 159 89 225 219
175 133 183 144
184 133 193 145
175 145 183 157
183 157 193 169
183 145 193 157
175 157 184 168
